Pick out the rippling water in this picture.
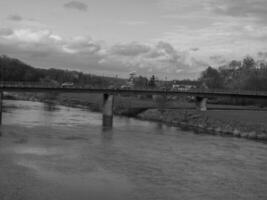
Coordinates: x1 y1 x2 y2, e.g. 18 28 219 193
0 100 267 200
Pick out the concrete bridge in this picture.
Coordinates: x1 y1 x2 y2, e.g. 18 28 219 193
1 82 267 127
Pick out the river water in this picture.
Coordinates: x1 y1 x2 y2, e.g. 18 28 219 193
0 100 266 200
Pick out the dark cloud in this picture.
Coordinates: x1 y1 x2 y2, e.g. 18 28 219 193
110 43 150 56
7 14 23 21
190 48 199 52
109 41 181 61
64 1 88 12
206 0 267 20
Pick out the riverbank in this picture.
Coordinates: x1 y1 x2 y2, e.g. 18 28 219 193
138 109 267 141
4 92 195 115
4 92 267 142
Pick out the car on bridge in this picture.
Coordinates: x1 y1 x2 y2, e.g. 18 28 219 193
61 82 74 88
120 85 131 90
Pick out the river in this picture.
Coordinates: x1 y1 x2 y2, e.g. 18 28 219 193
0 100 266 200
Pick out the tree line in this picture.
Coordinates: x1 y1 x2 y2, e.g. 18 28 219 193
1 54 267 92
199 56 267 91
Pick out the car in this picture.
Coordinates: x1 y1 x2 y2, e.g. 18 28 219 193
120 85 131 90
61 82 74 87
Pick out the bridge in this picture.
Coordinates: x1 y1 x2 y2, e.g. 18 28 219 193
1 82 267 127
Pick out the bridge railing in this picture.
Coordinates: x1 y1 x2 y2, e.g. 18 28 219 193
0 81 93 88
0 81 57 88
186 88 267 96
1 81 267 96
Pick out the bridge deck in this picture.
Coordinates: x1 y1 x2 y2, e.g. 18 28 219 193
1 83 267 99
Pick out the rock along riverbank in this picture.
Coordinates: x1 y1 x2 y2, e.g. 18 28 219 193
137 109 267 142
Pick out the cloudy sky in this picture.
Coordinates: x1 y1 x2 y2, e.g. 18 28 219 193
0 0 267 79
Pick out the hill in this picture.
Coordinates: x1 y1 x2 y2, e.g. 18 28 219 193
0 55 125 88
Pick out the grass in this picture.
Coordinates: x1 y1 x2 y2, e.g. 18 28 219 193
203 110 267 129
57 93 194 112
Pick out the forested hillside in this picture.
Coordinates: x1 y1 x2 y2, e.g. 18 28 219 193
0 55 125 87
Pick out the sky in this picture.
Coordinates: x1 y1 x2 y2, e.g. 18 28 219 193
0 0 267 79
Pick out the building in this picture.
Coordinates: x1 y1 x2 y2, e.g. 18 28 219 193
172 84 196 91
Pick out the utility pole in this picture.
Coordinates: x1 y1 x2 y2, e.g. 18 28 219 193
1 64 3 84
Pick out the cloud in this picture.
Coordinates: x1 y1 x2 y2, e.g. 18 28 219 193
210 55 227 65
110 42 150 56
64 1 88 12
160 15 267 64
7 14 23 21
2 29 55 43
158 0 267 21
63 36 101 54
103 41 208 78
0 33 105 76
204 0 267 19
258 52 267 60
0 28 13 37
0 27 210 79
190 48 200 52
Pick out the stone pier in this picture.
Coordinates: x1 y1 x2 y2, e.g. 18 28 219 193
195 96 207 111
102 93 114 127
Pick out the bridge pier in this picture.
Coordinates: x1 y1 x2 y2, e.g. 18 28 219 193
0 91 2 125
195 96 207 111
102 93 114 128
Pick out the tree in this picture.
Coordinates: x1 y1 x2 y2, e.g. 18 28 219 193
199 67 223 89
229 60 241 70
148 75 156 88
242 56 255 70
134 76 148 89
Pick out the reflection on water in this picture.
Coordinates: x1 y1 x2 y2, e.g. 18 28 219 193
43 102 59 112
3 100 103 127
0 100 267 200
101 127 114 141
16 158 133 200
